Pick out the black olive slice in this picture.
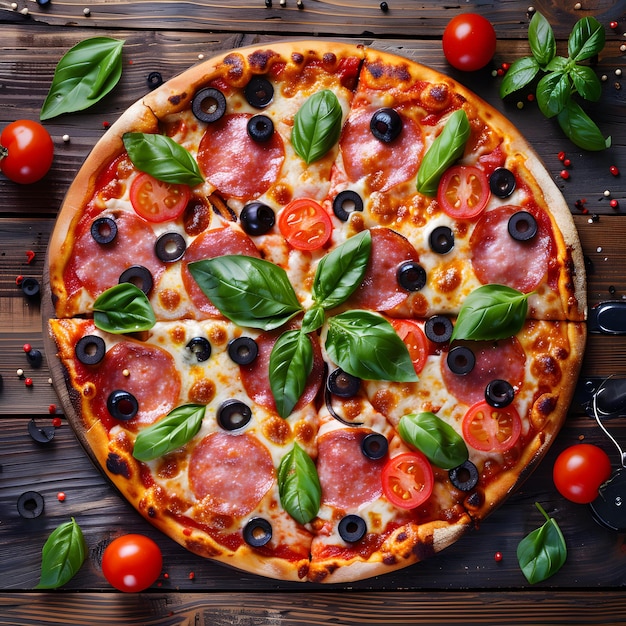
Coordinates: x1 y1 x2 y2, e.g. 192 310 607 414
243 517 272 547
26 348 43 368
192 87 227 123
244 76 274 108
217 399 252 431
397 261 427 292
361 433 388 460
186 337 211 362
449 460 479 492
228 336 259 365
240 202 275 236
370 108 402 143
332 190 364 222
107 390 139 421
489 167 516 198
424 315 453 344
91 216 118 244
327 368 361 398
17 490 45 518
21 277 40 298
247 114 274 143
118 265 154 295
28 418 55 444
75 335 106 365
429 225 455 254
446 346 476 375
508 211 538 242
155 232 186 263
338 514 367 543
146 71 163 90
485 379 515 408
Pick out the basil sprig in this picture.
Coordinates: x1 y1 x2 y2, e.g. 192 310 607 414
123 132 204 186
292 90 343 164
416 109 470 197
93 282 156 334
451 284 530 341
517 502 567 584
41 37 124 121
278 443 322 524
500 12 610 151
133 404 206 461
398 412 468 470
36 518 87 589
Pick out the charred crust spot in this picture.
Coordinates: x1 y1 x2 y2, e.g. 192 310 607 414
248 50 276 72
464 490 483 510
537 394 557 416
168 93 187 106
291 52 305 64
106 452 130 479
322 52 337 67
383 554 398 565
147 506 157 518
412 539 435 560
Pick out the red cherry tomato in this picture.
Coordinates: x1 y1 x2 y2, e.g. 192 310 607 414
553 443 612 504
437 165 490 219
129 172 190 223
278 198 332 250
390 319 430 375
0 120 54 184
442 13 497 72
462 400 522 452
101 534 163 592
382 451 434 509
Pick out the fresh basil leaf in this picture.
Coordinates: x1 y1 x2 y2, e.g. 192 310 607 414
451 284 530 341
312 230 371 309
292 90 343 164
93 283 156 334
557 99 611 151
36 518 87 589
416 109 470 197
528 12 556 67
326 311 418 382
269 330 314 418
133 404 206 461
536 72 570 118
301 305 325 334
569 16 605 62
499 56 541 98
545 55 569 73
188 256 303 330
517 502 567 584
398 412 468 470
278 442 322 524
40 37 124 121
570 65 602 102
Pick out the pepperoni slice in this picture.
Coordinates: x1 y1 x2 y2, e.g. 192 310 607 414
316 429 385 509
470 205 551 292
197 114 285 200
181 227 261 317
442 337 526 406
347 228 420 311
339 106 423 192
188 432 275 517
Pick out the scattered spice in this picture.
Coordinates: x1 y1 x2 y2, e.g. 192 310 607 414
16 368 24 378
15 275 23 286
57 492 66 502
62 134 70 143
610 21 618 30
49 404 57 414
494 551 503 562
610 165 619 176
24 377 33 387
26 250 36 264
380 1 388 11
188 571 195 580
52 417 62 428
83 7 91 16
560 169 570 180
610 199 620 209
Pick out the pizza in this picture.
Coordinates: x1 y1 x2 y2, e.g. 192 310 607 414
45 40 587 583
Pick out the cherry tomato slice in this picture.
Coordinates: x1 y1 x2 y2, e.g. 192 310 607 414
0 119 54 184
278 198 332 250
382 451 434 509
462 400 522 452
391 319 430 375
129 172 190 223
553 443 612 504
101 534 163 592
437 165 490 219
442 13 497 72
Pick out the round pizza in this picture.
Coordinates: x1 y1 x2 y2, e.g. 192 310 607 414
45 40 587 583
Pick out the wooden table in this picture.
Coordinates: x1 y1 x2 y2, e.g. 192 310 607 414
1 0 626 623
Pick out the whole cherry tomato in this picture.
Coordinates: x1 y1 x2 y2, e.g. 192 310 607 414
101 534 163 592
0 120 54 184
553 443 612 504
442 13 497 72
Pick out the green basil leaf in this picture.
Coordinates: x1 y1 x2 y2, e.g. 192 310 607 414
451 285 530 341
188 256 303 330
517 502 567 584
269 329 314 418
398 412 468 470
292 90 343 164
528 12 556 66
545 55 569 73
278 442 321 524
40 37 124 121
416 109 470 197
536 72 570 118
301 305 326 334
36 518 87 589
569 16 605 62
499 56 541 98
326 310 419 382
312 230 371 310
557 99 611 151
133 404 206 461
122 132 204 186
570 65 602 102
93 283 156 334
